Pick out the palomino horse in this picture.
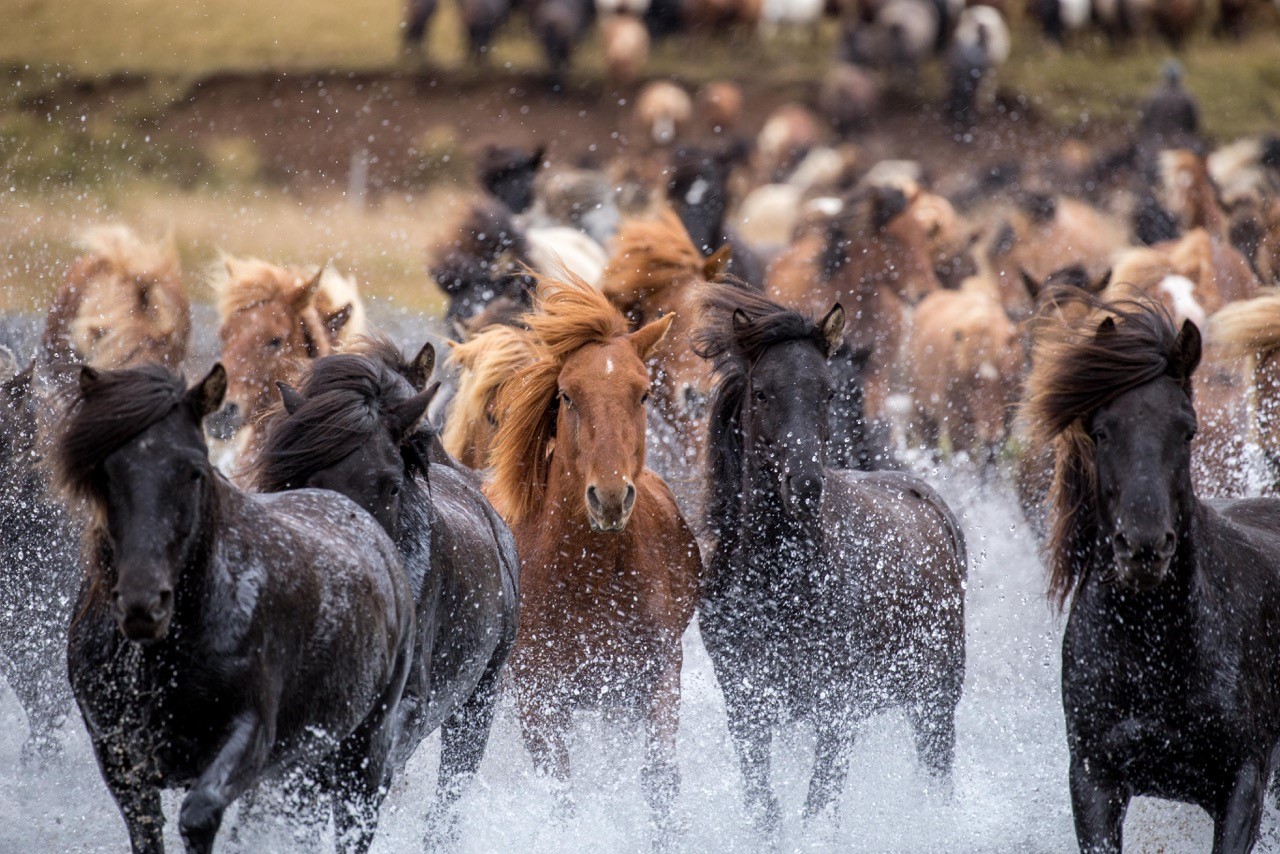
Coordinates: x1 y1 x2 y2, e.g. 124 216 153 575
600 208 732 513
487 275 701 844
1213 291 1280 493
694 283 967 837
58 364 412 853
1024 293 1280 854
2 225 191 762
253 339 520 843
40 224 190 372
207 254 363 467
442 323 537 469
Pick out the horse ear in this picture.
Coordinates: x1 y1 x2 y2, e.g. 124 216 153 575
390 382 441 442
819 303 846 358
1095 316 1117 338
631 313 676 359
1019 269 1041 301
1172 319 1202 380
293 266 325 309
187 364 228 420
528 144 547 169
325 303 354 340
703 244 733 280
451 318 472 344
850 345 874 370
78 365 100 394
408 342 436 391
276 381 305 415
732 308 751 333
870 186 908 231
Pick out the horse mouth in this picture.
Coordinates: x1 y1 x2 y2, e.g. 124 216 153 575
1113 554 1172 592
588 515 628 534
117 613 171 642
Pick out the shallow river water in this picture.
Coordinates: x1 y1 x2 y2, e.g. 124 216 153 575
4 463 1274 853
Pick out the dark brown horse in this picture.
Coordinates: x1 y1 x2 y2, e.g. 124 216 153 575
694 283 967 838
59 364 412 853
487 275 702 845
1025 293 1280 853
253 338 521 845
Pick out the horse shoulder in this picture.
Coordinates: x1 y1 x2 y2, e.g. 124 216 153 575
635 468 703 619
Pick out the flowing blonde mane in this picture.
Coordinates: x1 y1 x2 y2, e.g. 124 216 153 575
1211 289 1280 358
442 324 537 464
488 274 631 524
600 208 706 305
61 225 189 370
208 254 310 320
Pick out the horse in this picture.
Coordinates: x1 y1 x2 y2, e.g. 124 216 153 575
908 278 1025 463
253 339 520 844
58 364 413 853
1024 292 1280 853
486 274 701 844
666 145 767 287
766 185 935 454
206 254 363 467
39 224 190 372
600 208 732 513
693 283 967 837
1213 291 1280 493
3 226 190 762
635 81 692 148
442 323 539 469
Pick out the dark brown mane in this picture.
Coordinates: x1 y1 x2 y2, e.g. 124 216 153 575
1023 290 1193 607
56 365 186 505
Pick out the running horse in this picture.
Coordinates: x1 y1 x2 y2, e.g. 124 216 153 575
487 275 702 845
694 283 967 838
59 364 413 853
253 338 521 844
1025 292 1280 854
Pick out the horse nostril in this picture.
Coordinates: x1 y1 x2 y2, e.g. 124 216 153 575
1114 531 1131 553
1162 531 1176 553
623 484 636 512
586 485 601 510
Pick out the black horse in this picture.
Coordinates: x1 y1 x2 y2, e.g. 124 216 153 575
1025 295 1280 854
58 364 414 853
0 361 81 763
667 145 767 288
254 338 520 845
694 284 968 836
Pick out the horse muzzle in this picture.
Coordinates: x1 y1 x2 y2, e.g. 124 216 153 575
1111 529 1176 591
113 587 174 641
586 481 637 534
781 471 824 518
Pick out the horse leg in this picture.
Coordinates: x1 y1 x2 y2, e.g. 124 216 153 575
516 688 575 819
92 732 165 854
1213 756 1269 854
720 687 781 840
1069 755 1127 854
403 0 438 51
427 650 506 850
641 661 683 850
803 717 854 820
908 695 958 788
178 711 274 854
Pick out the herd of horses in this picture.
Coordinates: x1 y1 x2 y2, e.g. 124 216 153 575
7 64 1280 854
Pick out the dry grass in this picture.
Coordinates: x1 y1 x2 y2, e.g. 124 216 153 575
0 185 463 313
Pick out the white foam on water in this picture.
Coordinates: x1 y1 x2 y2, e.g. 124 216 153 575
4 465 1279 852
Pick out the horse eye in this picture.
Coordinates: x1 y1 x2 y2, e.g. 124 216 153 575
484 412 498 427
754 390 767 402
1185 429 1197 443
266 336 283 349
1092 428 1108 444
389 484 401 497
641 391 650 404
826 389 836 402
561 392 572 409
190 468 204 483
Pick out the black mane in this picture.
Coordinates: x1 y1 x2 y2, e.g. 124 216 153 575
694 283 831 549
56 364 186 503
253 350 421 493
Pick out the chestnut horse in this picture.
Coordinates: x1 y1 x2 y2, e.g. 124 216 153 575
1213 292 1280 493
58 364 412 853
40 224 190 372
694 283 967 837
487 275 701 844
1025 294 1280 853
600 208 732 512
207 255 363 466
441 323 537 469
